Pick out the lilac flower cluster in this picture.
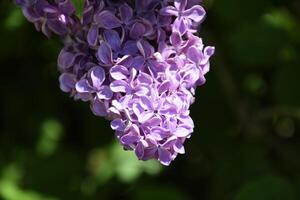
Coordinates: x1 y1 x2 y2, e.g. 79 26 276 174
17 0 214 165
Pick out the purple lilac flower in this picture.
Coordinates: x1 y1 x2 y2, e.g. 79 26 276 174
17 0 215 166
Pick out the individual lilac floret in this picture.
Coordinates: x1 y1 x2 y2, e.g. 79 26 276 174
16 0 77 37
17 0 215 166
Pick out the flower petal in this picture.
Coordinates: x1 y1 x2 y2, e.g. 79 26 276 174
97 42 113 65
103 30 121 51
75 79 93 93
87 25 99 46
90 66 105 89
59 73 76 93
111 118 126 131
174 126 191 137
97 85 113 100
183 5 206 23
110 80 129 93
158 147 172 166
110 65 129 80
94 10 121 29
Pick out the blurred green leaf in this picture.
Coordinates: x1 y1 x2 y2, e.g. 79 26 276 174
4 8 24 30
72 0 85 17
235 175 297 200
36 119 63 156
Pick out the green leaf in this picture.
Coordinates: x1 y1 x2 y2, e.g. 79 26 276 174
72 0 85 17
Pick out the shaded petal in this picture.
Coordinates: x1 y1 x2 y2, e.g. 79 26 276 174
150 127 169 141
137 72 153 85
91 99 108 117
97 42 113 65
137 40 154 58
97 86 113 100
135 142 145 159
158 80 171 94
94 10 121 29
121 40 139 55
120 134 140 145
111 118 126 131
58 51 75 70
158 148 172 166
173 18 188 35
59 73 76 92
174 140 185 154
130 22 146 39
131 56 145 70
170 31 182 47
103 30 121 51
87 25 99 46
119 3 133 23
140 96 154 111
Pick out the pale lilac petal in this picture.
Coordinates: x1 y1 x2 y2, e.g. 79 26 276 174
110 80 130 93
90 66 105 89
187 46 202 63
174 0 187 12
110 65 129 80
174 126 191 137
183 5 206 23
97 86 113 100
160 6 178 16
75 79 93 93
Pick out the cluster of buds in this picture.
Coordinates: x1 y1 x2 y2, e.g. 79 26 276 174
17 0 214 165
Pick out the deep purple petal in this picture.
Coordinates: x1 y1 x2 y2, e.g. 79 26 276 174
94 10 121 29
59 73 76 92
87 25 99 46
97 42 113 65
103 30 121 51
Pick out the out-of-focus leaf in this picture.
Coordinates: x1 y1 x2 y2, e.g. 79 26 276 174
4 8 24 30
133 185 190 200
235 175 297 200
36 119 63 156
72 0 85 17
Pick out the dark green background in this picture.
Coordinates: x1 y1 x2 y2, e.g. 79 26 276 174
0 0 300 199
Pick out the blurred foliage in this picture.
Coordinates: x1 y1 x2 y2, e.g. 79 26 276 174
0 0 300 200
